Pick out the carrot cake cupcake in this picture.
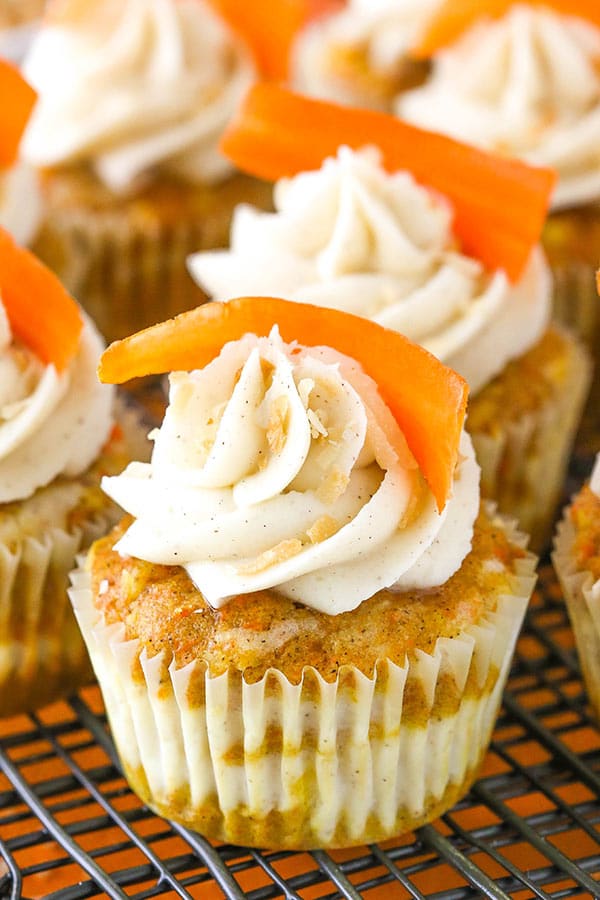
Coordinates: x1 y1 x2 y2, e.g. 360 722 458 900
70 297 537 849
291 0 437 111
0 227 145 717
189 85 591 550
19 0 273 342
396 0 600 351
554 454 600 720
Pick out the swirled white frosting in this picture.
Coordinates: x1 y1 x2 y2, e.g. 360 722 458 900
189 147 551 396
0 305 114 503
0 161 41 246
21 0 256 193
398 5 600 210
293 0 439 109
103 329 480 614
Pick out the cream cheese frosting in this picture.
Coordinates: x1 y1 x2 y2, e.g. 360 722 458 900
22 0 256 193
292 0 440 109
102 328 480 615
0 305 114 504
0 161 41 245
397 5 600 211
189 146 551 396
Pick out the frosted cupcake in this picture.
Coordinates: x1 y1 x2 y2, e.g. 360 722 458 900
397 1 600 351
554 455 600 721
70 296 537 849
0 227 145 716
189 85 591 550
292 0 438 111
0 57 41 245
20 0 273 342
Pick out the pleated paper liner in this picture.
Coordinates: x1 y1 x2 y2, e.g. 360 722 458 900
553 514 600 723
32 167 273 344
0 402 148 718
69 506 537 850
543 203 600 351
468 326 592 552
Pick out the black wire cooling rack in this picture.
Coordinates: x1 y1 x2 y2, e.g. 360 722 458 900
1 407 600 899
2 562 600 900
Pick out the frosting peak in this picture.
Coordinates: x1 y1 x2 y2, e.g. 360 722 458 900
0 299 113 503
22 0 256 192
398 5 600 210
189 146 551 395
103 329 480 614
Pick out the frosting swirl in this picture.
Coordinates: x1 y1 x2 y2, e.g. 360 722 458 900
398 5 600 210
102 329 480 614
0 305 113 503
189 147 551 395
293 0 439 109
22 0 256 193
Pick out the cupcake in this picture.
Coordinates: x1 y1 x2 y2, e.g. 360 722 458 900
188 84 591 550
0 57 41 245
0 0 45 63
291 0 437 111
19 0 274 343
69 296 537 849
554 455 600 721
396 1 600 353
0 226 146 717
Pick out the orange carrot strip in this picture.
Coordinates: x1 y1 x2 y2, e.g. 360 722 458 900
0 227 82 371
205 0 344 80
413 0 600 58
220 84 556 282
99 297 468 512
0 59 37 168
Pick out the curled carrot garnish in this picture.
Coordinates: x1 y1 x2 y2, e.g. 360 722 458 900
220 84 555 283
98 297 468 512
205 0 344 80
0 228 82 371
0 59 37 168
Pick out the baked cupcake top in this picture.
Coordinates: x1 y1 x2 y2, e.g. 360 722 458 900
0 58 40 244
0 227 113 503
98 296 476 615
398 1 600 211
21 0 256 193
292 0 438 110
190 86 555 396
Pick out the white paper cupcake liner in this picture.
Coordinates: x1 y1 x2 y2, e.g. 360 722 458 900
0 515 113 716
553 515 600 722
70 510 537 849
0 400 148 717
468 329 591 552
551 260 599 349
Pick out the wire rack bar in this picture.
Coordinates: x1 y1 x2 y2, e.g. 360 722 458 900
2 579 600 898
0 748 129 899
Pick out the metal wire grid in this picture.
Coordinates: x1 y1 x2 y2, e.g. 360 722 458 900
0 563 599 900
